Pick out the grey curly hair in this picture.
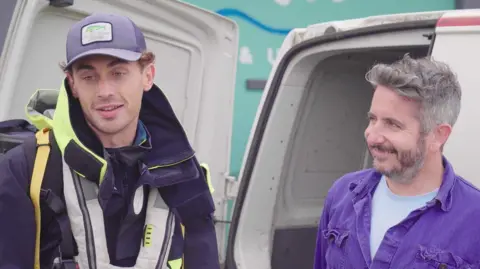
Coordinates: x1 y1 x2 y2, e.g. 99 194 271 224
365 54 461 133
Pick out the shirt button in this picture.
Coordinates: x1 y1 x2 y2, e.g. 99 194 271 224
439 264 448 269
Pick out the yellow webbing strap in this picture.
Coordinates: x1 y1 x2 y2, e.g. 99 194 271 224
30 128 51 269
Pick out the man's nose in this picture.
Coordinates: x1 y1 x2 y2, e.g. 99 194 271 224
96 79 115 98
365 125 386 145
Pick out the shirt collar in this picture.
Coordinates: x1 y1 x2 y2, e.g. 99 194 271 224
349 156 455 212
434 156 455 211
133 120 148 146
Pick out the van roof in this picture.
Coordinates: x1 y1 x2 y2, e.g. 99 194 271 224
302 10 446 39
286 10 448 46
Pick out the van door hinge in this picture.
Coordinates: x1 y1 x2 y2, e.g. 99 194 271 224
422 32 434 40
224 174 239 199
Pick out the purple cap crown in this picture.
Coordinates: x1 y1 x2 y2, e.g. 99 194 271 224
65 13 147 68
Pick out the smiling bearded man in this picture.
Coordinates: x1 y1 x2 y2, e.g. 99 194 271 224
313 54 480 269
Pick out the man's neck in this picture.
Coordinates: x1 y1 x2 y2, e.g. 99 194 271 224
386 154 444 196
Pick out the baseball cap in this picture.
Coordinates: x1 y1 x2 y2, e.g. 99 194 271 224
65 13 147 69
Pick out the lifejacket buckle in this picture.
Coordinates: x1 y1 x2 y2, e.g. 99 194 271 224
52 257 79 269
61 259 79 269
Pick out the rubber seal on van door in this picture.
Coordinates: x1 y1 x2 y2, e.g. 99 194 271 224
224 17 439 269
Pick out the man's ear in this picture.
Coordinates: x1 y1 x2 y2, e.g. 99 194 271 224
143 64 155 92
430 123 452 152
66 72 78 97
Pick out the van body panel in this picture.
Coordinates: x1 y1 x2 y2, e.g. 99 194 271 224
0 0 238 261
431 9 480 188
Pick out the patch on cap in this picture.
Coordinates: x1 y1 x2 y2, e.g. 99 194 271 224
81 22 113 45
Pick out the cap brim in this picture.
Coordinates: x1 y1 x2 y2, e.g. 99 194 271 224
65 48 142 69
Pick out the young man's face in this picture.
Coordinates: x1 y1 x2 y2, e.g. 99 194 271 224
67 55 154 137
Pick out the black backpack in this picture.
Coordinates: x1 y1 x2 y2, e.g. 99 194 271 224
0 119 78 269
0 119 38 160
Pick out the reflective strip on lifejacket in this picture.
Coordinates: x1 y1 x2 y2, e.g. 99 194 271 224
62 160 175 269
167 258 182 269
200 163 214 194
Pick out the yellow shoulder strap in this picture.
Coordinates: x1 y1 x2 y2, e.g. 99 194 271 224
29 128 51 269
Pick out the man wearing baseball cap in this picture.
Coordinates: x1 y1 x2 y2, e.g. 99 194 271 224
0 13 219 269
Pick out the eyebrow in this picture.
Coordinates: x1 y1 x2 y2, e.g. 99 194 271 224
74 59 129 72
385 117 404 127
367 112 404 126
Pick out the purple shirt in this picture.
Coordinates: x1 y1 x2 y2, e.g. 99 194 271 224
313 157 480 268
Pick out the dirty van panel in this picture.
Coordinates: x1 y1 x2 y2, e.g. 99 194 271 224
226 18 436 268
0 0 238 261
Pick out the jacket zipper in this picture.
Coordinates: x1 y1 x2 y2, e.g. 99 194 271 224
155 210 175 269
72 171 97 269
148 154 195 170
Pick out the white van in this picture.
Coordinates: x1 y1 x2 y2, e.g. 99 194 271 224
1 1 480 269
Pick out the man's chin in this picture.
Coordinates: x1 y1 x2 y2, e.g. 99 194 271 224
90 120 125 135
372 161 394 174
99 124 126 134
372 157 391 166
373 165 412 184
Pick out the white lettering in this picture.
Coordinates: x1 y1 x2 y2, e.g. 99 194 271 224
267 48 280 65
275 0 292 6
239 46 253 65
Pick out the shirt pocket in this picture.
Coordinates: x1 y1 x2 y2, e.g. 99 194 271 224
411 245 478 269
322 228 350 269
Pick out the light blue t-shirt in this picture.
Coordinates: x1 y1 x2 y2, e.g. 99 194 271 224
369 176 438 258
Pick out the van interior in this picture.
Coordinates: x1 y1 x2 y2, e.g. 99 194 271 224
227 25 435 269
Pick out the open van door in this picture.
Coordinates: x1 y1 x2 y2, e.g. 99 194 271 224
0 0 238 260
225 11 445 269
